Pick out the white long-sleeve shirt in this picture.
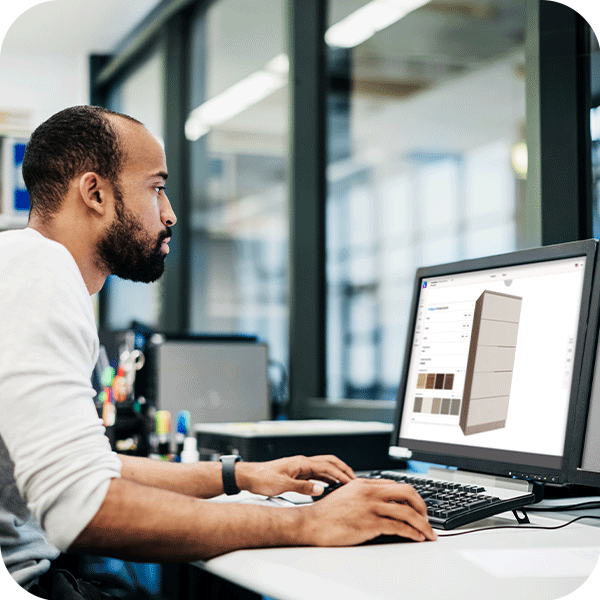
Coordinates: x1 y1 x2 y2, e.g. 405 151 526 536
0 228 122 588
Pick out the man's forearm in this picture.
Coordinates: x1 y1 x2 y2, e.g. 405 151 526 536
70 476 438 560
118 454 303 499
69 477 310 561
119 454 225 498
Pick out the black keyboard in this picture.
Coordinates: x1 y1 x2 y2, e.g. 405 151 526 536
367 471 537 529
318 470 537 530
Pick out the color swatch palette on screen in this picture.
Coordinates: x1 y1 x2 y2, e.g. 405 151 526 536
413 396 461 416
416 372 455 390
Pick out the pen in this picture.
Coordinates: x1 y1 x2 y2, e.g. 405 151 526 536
102 387 116 427
112 366 127 402
156 410 172 460
175 410 191 461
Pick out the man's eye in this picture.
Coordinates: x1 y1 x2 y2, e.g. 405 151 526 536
154 186 166 194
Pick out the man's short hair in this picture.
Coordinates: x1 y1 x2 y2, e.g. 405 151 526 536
22 105 142 222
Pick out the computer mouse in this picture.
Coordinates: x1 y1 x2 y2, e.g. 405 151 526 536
312 480 346 501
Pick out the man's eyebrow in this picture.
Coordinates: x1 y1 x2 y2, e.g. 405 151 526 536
151 171 169 181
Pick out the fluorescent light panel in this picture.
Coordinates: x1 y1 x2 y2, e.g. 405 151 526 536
185 0 429 139
185 54 289 141
325 0 429 48
591 106 600 141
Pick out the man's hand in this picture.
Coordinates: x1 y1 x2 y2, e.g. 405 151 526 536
236 455 355 497
302 478 437 545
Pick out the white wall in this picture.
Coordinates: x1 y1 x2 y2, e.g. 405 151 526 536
0 52 89 132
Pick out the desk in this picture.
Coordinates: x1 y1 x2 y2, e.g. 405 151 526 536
194 501 600 600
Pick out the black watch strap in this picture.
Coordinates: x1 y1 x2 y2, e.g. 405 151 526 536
219 454 241 495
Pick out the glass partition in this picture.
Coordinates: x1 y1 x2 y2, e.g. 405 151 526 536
325 0 527 400
186 0 289 370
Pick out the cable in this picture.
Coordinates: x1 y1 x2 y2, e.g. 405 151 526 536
526 500 600 512
436 514 600 537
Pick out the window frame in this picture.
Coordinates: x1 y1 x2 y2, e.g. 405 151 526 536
90 0 594 423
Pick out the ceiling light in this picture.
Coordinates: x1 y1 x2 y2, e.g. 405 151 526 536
185 54 288 141
511 141 527 180
265 53 289 76
184 0 428 140
591 106 600 142
325 0 429 48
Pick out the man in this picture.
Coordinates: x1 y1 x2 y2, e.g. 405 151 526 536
0 105 436 598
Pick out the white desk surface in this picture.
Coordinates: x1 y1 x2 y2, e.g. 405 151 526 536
194 500 600 600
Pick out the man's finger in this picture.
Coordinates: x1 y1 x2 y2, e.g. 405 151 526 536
376 501 436 541
288 479 326 496
384 483 429 517
319 455 356 480
303 457 355 483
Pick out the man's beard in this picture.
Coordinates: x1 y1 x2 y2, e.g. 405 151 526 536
96 188 171 283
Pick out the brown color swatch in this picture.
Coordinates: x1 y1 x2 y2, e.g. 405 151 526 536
443 374 454 390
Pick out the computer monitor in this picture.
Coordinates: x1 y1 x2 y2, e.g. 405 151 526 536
146 334 270 427
390 240 597 486
568 257 600 489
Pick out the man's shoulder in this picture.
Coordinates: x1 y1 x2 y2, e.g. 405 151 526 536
0 228 77 275
0 229 94 331
0 228 90 312
0 227 66 253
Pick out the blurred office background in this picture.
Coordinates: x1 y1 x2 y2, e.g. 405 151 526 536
1 0 599 423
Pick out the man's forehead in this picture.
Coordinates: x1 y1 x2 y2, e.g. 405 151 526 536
110 115 167 174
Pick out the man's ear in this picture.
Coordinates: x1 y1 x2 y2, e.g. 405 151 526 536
79 172 111 216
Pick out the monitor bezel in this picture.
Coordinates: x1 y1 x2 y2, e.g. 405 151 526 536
567 246 600 489
390 239 598 485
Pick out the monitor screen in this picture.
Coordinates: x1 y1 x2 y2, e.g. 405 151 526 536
148 336 270 427
391 240 597 484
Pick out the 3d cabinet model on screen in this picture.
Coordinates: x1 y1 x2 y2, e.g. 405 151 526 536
460 290 522 436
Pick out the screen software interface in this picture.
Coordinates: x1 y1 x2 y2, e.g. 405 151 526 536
397 256 587 467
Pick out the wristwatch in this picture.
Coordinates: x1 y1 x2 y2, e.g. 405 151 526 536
219 454 241 495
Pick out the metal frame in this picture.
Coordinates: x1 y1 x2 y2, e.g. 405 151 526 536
286 0 328 418
161 11 192 331
538 0 593 245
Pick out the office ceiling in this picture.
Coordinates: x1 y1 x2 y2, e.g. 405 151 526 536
2 0 524 62
205 0 526 157
1 0 163 56
1 0 527 163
